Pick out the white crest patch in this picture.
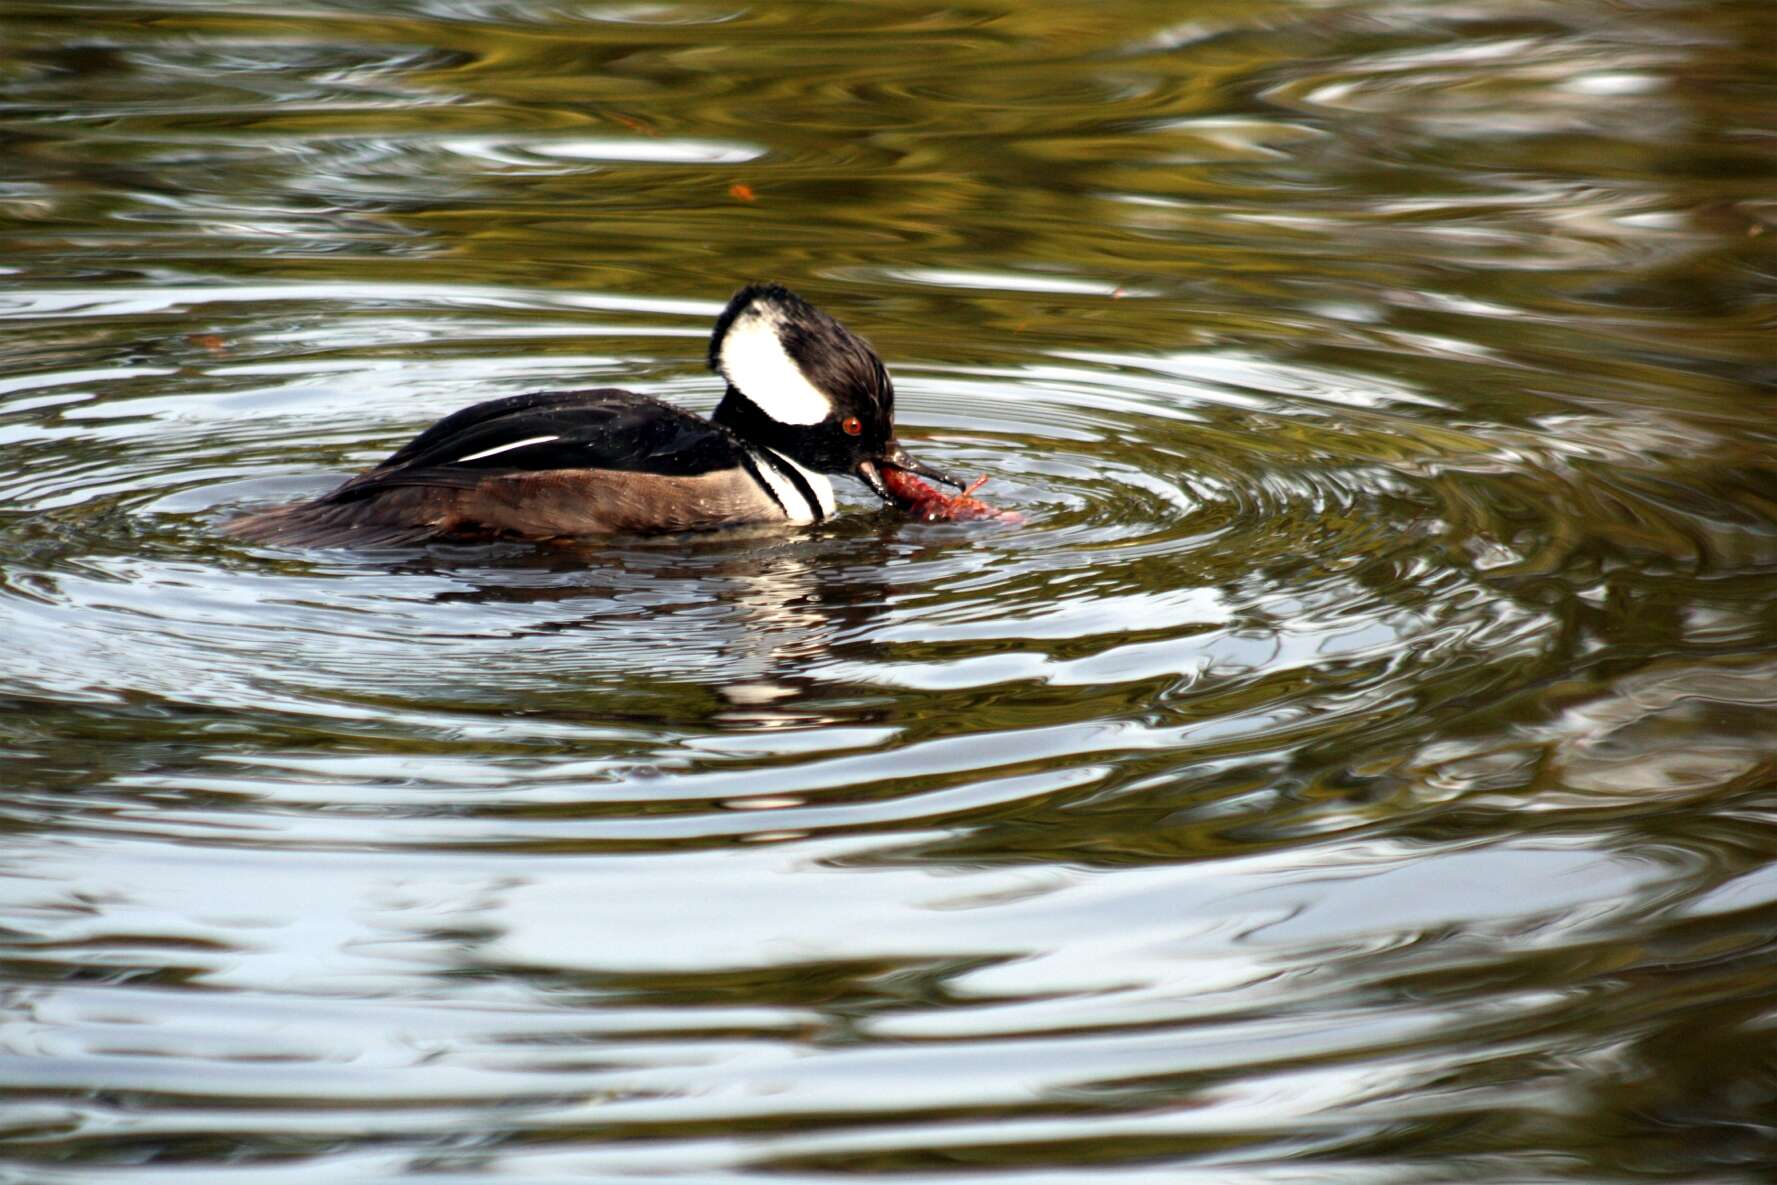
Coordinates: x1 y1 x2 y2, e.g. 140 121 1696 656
453 434 559 463
717 308 833 426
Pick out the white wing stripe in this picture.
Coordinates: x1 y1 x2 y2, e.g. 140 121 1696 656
454 434 561 463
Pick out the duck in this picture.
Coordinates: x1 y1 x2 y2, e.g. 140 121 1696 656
226 283 962 546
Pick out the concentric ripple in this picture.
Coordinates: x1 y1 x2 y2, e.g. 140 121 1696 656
0 281 1642 862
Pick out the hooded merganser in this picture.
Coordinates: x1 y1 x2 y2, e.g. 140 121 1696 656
227 283 962 546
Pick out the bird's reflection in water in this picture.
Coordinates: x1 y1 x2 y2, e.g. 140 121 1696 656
404 522 901 727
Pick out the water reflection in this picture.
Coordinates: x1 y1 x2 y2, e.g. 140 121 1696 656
421 535 886 706
5 0 1777 1181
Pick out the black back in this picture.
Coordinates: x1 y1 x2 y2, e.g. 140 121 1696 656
325 388 749 502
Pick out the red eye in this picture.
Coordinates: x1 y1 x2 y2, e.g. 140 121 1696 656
841 416 863 436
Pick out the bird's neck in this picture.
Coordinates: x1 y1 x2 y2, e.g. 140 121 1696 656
712 385 757 435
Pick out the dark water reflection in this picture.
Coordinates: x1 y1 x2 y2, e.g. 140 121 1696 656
5 0 1777 1181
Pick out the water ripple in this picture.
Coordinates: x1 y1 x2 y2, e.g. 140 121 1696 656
6 0 1777 1180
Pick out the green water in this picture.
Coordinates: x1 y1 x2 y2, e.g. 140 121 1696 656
4 1 1777 1181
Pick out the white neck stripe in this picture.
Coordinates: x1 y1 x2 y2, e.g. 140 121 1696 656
751 447 836 523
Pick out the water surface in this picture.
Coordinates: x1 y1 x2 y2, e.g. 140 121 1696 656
5 1 1777 1181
